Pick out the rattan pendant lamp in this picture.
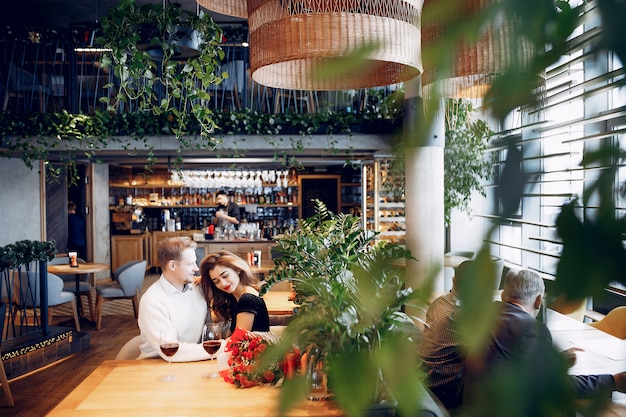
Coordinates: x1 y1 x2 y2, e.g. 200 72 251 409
421 0 523 99
196 0 248 19
246 0 422 90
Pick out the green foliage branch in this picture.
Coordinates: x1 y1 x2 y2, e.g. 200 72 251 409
0 240 57 271
258 200 425 417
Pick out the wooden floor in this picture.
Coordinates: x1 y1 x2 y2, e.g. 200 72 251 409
1 315 141 416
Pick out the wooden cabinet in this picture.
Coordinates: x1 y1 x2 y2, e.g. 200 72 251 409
111 234 152 272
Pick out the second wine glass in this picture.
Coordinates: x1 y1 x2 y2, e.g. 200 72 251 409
201 323 222 378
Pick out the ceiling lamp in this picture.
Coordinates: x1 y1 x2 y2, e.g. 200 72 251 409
421 0 530 99
196 0 248 19
247 0 422 90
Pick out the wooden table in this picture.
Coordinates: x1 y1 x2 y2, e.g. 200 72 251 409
47 360 344 416
263 291 297 315
547 309 626 416
251 261 275 277
48 262 109 320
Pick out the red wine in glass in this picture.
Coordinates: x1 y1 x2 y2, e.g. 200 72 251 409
159 327 179 382
203 340 221 355
161 342 180 357
202 323 222 378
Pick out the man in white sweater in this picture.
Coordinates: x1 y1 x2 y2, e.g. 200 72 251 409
138 236 212 362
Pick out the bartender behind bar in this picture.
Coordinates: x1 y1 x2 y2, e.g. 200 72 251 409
212 190 240 228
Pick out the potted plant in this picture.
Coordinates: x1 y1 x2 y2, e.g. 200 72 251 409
97 0 225 144
258 200 433 417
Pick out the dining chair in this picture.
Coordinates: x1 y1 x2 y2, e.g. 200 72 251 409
94 260 147 330
115 334 143 360
0 302 14 407
12 271 81 331
548 295 588 322
589 306 626 339
49 256 94 320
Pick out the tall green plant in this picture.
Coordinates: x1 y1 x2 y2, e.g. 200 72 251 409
444 99 494 226
259 200 428 417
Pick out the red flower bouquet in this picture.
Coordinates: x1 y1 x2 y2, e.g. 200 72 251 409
219 327 288 388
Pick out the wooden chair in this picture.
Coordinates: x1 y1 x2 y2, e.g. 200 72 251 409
0 302 14 407
548 295 588 322
95 260 147 330
0 348 12 408
589 306 626 339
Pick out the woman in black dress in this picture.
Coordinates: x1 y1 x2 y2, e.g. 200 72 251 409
199 250 269 333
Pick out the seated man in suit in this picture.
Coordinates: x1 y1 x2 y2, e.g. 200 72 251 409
463 269 626 417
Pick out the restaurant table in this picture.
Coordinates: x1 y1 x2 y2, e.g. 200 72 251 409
47 359 344 417
547 308 626 416
263 291 297 315
251 261 274 277
48 262 109 323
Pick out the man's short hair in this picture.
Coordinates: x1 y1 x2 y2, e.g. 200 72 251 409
502 269 545 305
157 236 197 269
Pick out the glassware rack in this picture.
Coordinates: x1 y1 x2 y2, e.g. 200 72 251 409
363 158 406 245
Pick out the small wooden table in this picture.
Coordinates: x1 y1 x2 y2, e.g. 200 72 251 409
251 261 274 277
48 262 109 321
47 359 344 417
263 291 297 315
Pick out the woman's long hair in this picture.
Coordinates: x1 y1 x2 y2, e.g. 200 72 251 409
199 250 259 321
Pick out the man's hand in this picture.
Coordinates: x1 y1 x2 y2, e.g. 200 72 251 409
614 372 626 393
562 347 584 368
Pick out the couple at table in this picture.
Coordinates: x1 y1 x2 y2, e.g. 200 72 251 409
419 262 626 415
136 236 270 362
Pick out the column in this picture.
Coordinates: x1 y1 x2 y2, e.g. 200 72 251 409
403 77 445 314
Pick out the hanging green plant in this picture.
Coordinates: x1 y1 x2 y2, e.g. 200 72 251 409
97 0 225 145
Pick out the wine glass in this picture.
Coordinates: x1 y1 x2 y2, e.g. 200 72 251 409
201 323 222 378
159 326 179 382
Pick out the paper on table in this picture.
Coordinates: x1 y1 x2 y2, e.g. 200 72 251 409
572 338 626 360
